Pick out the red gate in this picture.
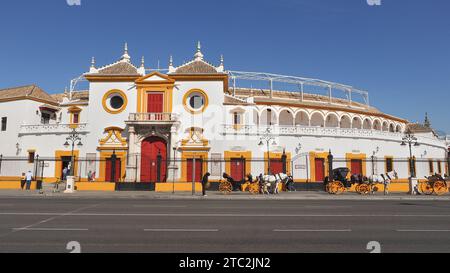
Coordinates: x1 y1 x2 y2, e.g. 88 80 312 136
105 158 121 182
270 159 284 174
230 158 245 181
351 159 363 175
315 158 325 182
187 158 203 182
141 136 167 182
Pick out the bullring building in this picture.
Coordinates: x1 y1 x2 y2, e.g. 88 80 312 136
0 43 448 190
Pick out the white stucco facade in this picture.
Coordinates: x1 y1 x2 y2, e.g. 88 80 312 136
0 44 448 184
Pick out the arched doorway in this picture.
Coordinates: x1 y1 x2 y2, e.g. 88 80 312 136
141 136 167 182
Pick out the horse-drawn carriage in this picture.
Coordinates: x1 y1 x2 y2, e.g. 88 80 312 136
324 168 352 195
219 172 293 195
324 168 377 195
420 174 449 195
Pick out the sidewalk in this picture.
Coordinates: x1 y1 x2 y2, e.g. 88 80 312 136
0 189 449 200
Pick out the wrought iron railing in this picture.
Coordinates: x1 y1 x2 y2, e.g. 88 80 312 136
222 124 446 147
19 123 89 134
128 113 179 122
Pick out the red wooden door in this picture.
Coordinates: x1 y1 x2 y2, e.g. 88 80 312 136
187 159 203 182
230 158 245 181
141 137 167 182
270 159 284 174
105 158 121 182
147 93 164 120
351 159 363 175
315 158 325 182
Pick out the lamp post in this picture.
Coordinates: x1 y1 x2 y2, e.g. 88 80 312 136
400 129 419 178
172 146 177 194
64 128 83 176
258 127 277 175
401 129 419 195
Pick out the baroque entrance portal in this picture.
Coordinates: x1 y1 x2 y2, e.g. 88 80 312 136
140 136 167 182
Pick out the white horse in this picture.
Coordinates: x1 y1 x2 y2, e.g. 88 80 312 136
368 170 398 194
262 173 289 194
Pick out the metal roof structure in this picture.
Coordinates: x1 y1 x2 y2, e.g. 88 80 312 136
70 69 370 107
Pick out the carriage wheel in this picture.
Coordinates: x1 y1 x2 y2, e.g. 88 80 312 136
433 181 448 196
327 182 337 194
219 182 233 194
358 184 370 195
335 182 345 195
249 183 260 195
420 182 434 195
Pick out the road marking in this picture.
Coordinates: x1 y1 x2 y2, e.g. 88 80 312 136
274 229 352 232
12 228 88 231
1 213 450 218
132 205 187 208
396 230 450 232
0 203 102 239
144 229 218 232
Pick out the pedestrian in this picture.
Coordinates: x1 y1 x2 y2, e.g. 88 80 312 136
384 178 390 195
201 172 211 197
25 170 33 191
62 166 68 181
20 172 26 190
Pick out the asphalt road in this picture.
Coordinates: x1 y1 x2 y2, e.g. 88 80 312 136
0 197 449 253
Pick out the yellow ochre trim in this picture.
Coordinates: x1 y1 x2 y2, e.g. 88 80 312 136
98 151 127 182
264 152 292 175
224 151 252 177
102 89 128 114
309 151 329 182
180 151 209 182
54 150 80 180
346 153 367 178
183 89 209 115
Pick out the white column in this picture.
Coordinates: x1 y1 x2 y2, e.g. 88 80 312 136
167 125 179 182
125 126 137 182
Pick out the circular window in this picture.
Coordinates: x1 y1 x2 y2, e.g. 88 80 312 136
183 89 208 114
110 96 124 110
102 90 127 114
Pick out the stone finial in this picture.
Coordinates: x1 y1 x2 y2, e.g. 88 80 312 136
217 54 225 72
168 55 175 73
424 112 431 128
121 42 131 62
91 57 96 68
194 41 204 61
89 57 98 73
140 56 145 68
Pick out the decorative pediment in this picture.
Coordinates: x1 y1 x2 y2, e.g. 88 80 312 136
135 72 175 84
181 127 209 148
98 127 128 150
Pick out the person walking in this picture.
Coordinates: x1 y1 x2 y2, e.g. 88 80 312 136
25 170 33 190
201 172 211 197
20 172 26 190
384 178 390 195
62 167 68 181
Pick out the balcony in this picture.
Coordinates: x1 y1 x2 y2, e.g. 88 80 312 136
19 123 89 135
126 113 179 125
222 124 446 148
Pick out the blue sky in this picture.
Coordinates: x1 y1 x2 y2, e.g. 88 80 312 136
0 0 449 133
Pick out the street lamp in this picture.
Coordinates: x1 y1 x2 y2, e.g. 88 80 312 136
172 146 177 194
401 129 419 178
259 127 277 175
64 128 83 176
